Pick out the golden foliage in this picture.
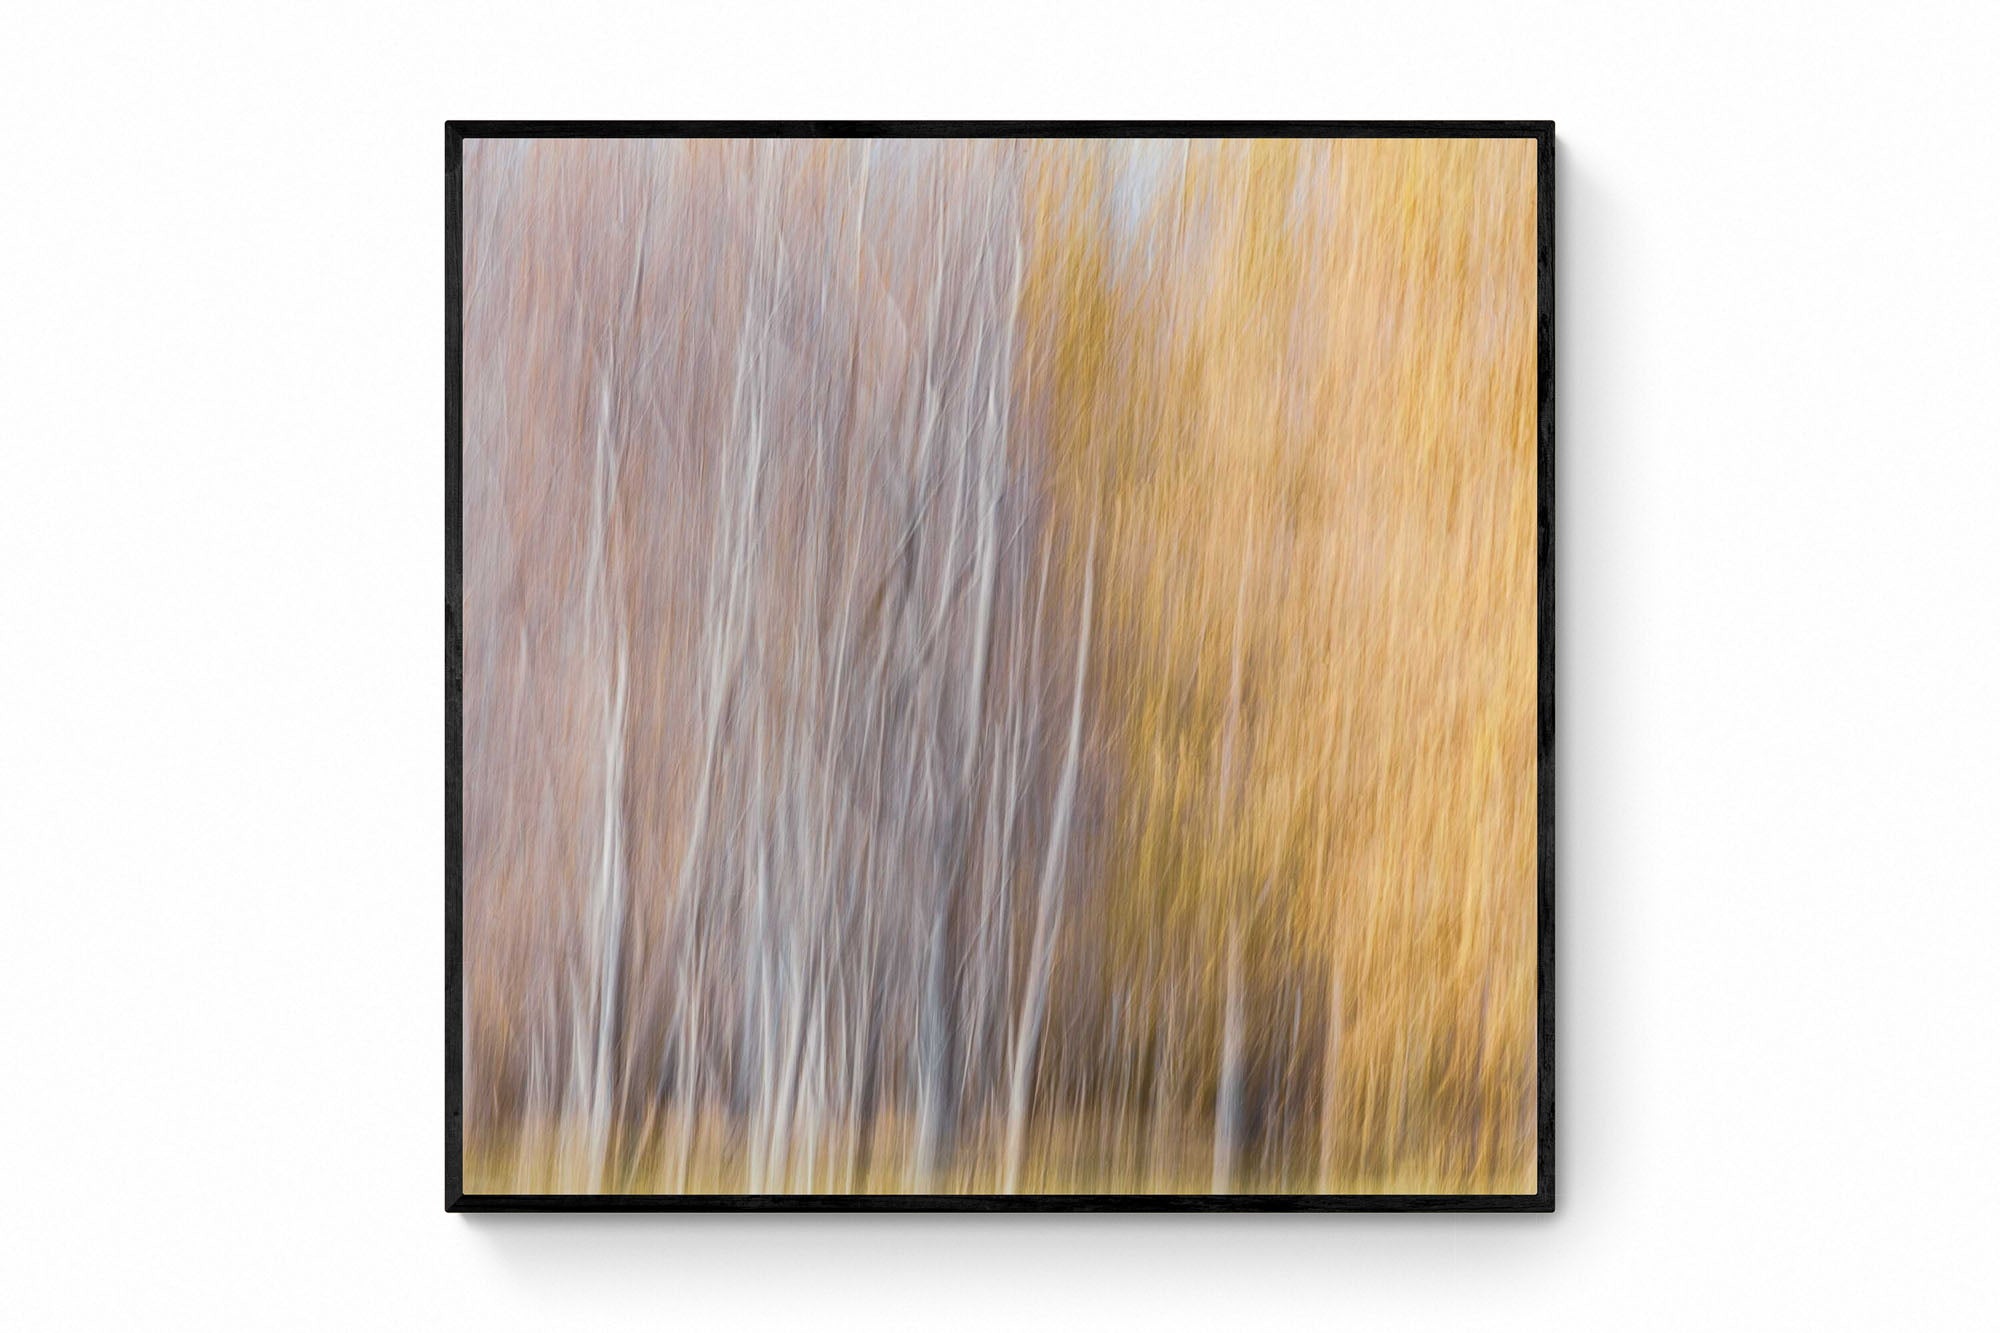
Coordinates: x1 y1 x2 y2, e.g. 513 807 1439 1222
1021 138 1538 1191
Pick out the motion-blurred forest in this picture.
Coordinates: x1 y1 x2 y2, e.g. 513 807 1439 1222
460 136 1539 1194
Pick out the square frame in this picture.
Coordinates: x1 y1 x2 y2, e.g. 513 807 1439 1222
446 119 1555 1213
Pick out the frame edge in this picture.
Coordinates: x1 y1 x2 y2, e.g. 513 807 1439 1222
443 120 1559 1214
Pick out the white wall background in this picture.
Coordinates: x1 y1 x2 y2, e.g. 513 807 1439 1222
2 2 1994 1327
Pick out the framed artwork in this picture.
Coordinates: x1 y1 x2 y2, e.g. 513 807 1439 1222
447 121 1554 1211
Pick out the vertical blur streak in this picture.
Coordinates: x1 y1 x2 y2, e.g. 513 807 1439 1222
462 137 1539 1194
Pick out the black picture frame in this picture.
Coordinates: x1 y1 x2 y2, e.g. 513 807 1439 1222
446 120 1555 1213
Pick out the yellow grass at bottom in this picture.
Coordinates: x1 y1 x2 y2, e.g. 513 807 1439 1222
465 1115 1534 1197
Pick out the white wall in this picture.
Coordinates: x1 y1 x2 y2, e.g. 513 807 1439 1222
2 2 1994 1328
